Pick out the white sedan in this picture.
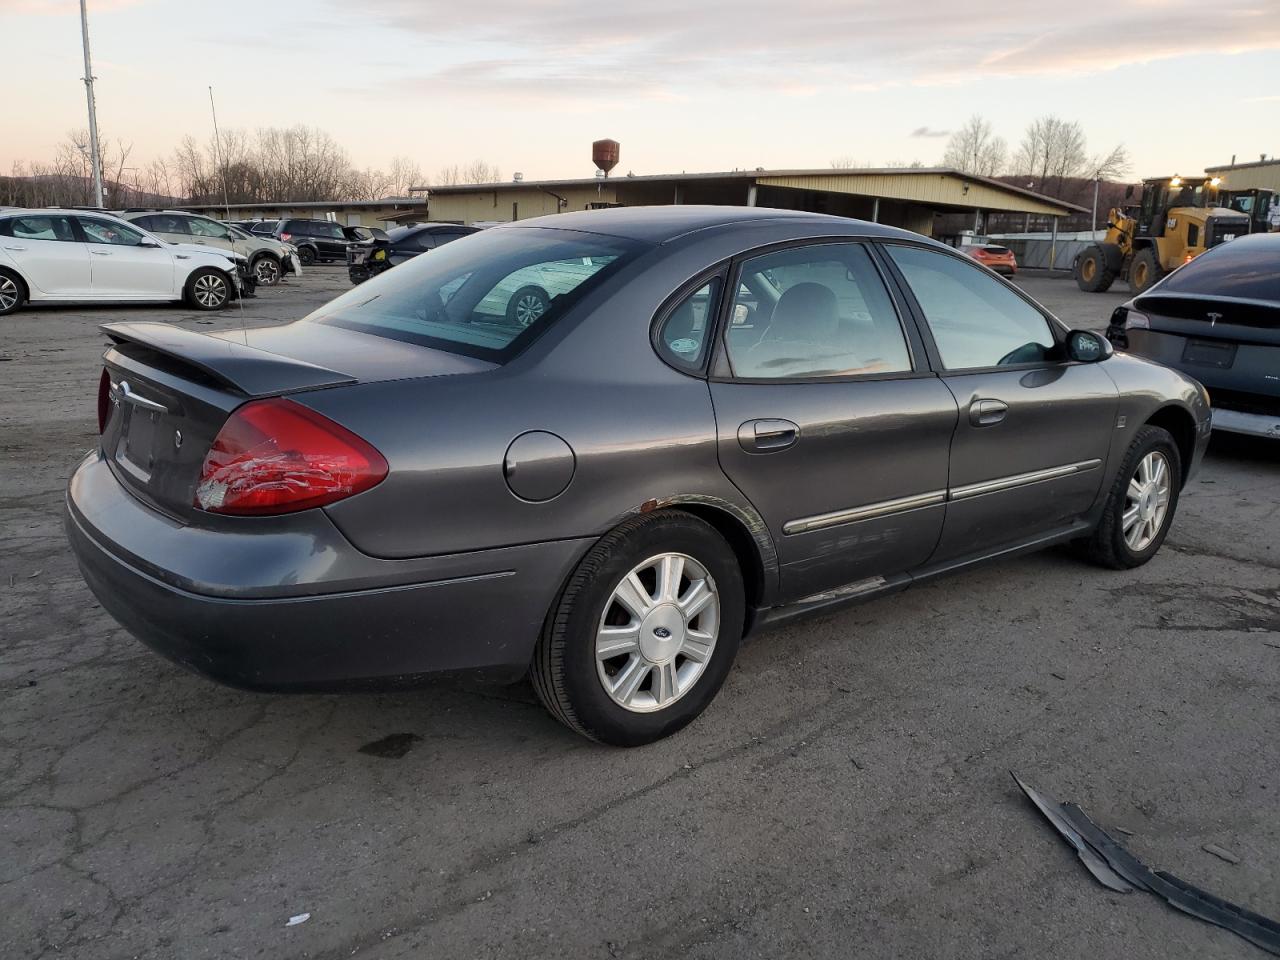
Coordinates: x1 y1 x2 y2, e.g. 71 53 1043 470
0 209 245 316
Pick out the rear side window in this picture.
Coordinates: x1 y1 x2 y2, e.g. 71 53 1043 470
886 244 1055 369
1160 237 1280 302
7 215 77 241
309 227 641 363
657 280 721 372
145 214 189 234
725 243 912 379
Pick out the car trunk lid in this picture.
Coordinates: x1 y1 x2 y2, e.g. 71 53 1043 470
98 321 495 519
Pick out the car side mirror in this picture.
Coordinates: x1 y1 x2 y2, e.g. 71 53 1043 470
1066 329 1113 363
138 238 160 248
1124 184 1134 199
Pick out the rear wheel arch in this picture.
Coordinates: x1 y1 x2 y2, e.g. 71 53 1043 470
1144 405 1197 485
669 502 770 620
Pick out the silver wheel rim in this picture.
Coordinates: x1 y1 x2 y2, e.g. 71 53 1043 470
194 274 227 308
1123 451 1172 552
596 552 720 713
0 277 17 310
255 259 280 284
514 293 545 327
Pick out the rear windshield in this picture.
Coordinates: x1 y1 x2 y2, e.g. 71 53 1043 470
1159 236 1280 302
306 226 643 362
983 246 1011 254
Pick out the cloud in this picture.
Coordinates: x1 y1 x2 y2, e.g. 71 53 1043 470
335 0 1280 105
0 0 142 12
910 127 950 138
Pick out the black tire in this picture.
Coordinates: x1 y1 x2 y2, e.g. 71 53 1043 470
184 268 230 311
297 246 317 266
1129 248 1163 294
1079 425 1182 569
0 268 27 316
1075 244 1117 292
531 510 746 746
252 255 281 286
506 285 550 327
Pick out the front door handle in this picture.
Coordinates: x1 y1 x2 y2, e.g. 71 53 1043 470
970 398 1008 427
3 245 27 251
90 250 113 256
738 418 800 453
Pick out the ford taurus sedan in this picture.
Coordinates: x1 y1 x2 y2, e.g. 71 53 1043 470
66 206 1211 746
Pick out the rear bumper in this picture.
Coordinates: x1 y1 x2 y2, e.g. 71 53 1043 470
65 452 592 690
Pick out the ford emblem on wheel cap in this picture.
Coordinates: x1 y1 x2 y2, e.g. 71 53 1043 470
653 626 672 639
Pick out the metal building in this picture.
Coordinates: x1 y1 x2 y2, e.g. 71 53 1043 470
414 167 1083 237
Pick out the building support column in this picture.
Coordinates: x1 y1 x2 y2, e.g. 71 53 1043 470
871 197 880 223
1049 216 1059 270
746 183 757 207
973 208 982 234
673 183 683 205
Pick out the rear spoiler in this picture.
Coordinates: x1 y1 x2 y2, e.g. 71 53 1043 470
101 321 357 398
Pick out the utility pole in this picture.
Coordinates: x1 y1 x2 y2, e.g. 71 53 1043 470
1091 173 1101 240
79 0 104 208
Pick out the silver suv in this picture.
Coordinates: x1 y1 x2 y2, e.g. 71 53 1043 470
118 210 301 286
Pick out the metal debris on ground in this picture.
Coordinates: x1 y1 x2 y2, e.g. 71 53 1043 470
1203 843 1242 865
1012 772 1280 956
286 913 310 927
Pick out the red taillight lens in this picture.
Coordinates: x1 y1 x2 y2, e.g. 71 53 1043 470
194 398 388 516
97 369 111 433
279 232 292 241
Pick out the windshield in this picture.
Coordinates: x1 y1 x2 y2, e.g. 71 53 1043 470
306 226 643 362
1159 236 1280 303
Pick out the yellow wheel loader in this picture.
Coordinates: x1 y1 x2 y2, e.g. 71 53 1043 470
1074 176 1250 294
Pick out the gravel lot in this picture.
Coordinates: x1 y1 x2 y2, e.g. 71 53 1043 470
2 265 1277 960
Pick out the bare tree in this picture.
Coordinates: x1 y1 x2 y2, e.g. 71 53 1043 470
941 115 1007 177
1087 143 1130 182
389 156 424 195
1012 115 1088 193
830 156 863 169
434 161 501 186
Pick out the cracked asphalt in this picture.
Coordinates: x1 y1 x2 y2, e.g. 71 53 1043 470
2 267 1277 959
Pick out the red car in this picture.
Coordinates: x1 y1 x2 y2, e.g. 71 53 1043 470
965 244 1018 276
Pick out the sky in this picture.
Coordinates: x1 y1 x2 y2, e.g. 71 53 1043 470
2 0 1278 184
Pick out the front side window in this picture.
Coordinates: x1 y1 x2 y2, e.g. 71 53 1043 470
657 280 721 372
309 226 641 362
886 244 1056 369
78 218 148 246
188 217 230 239
7 215 77 241
725 243 912 379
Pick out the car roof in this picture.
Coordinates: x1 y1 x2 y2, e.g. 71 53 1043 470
2 208 132 221
504 204 930 244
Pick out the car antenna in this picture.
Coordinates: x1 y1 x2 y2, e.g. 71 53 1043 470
208 85 246 344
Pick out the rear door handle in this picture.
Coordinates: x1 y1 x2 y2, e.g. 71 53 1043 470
4 245 27 251
90 250 112 256
738 419 800 453
970 399 1008 427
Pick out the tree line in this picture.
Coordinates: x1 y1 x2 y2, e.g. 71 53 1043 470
0 125 503 209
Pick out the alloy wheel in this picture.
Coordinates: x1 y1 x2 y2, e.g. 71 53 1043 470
0 276 17 311
1123 451 1171 551
514 293 546 327
255 259 280 285
194 274 228 308
595 552 720 713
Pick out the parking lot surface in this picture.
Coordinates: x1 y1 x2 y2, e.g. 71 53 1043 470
2 267 1277 959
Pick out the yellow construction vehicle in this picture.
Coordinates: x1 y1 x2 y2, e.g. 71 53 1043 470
1074 176 1250 293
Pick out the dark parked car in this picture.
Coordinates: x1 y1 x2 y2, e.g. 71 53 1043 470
1107 232 1279 439
348 223 480 284
67 207 1210 746
248 219 278 237
272 218 349 264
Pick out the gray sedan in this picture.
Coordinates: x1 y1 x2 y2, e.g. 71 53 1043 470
66 207 1211 746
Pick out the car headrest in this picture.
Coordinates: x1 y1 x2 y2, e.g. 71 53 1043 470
769 282 838 341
